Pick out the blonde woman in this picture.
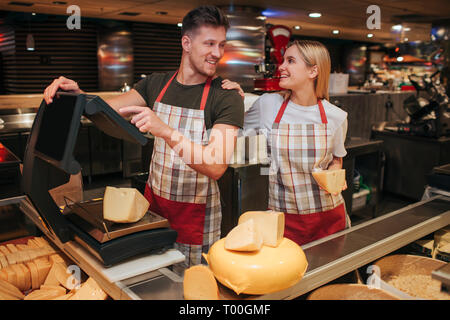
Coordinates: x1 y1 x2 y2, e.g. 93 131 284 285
244 40 350 245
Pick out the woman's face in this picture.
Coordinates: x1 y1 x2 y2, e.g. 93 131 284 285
278 45 317 91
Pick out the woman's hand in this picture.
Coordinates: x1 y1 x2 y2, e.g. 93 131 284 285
43 76 83 104
221 79 245 99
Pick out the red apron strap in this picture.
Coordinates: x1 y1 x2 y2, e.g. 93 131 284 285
156 71 178 103
200 77 212 111
155 70 212 110
318 99 328 124
274 98 289 124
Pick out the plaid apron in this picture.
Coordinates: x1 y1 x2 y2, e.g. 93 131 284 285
143 71 221 269
268 98 349 245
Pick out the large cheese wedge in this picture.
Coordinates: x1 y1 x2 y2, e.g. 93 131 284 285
183 265 219 300
24 288 64 300
312 169 346 194
203 238 308 294
237 211 284 247
103 186 150 223
204 237 308 295
69 277 108 300
225 219 263 252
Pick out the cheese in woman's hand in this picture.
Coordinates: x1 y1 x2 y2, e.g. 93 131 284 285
312 169 346 194
103 187 149 223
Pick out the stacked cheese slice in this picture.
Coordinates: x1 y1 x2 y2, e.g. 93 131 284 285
225 211 284 251
0 237 108 300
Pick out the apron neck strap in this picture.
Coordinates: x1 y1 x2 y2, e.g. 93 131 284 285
274 98 328 124
155 70 212 111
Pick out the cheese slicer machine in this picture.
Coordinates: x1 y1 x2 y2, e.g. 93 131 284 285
21 92 177 266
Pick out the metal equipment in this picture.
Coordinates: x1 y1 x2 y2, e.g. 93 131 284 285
21 92 177 266
254 25 291 92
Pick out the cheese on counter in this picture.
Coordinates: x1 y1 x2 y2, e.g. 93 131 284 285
237 211 284 247
204 238 308 295
312 169 346 194
69 277 108 300
183 265 219 300
103 186 150 223
225 219 263 252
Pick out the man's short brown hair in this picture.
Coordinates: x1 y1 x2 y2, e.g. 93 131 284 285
181 6 230 37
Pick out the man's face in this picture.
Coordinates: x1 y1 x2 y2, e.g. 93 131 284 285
184 25 227 77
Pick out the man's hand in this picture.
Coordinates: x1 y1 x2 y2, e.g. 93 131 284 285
119 106 172 139
43 76 83 104
221 79 244 99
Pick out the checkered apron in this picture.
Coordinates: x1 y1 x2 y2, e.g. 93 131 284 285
143 71 221 269
268 98 349 245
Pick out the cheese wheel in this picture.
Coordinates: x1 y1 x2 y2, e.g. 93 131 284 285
225 219 263 252
103 186 150 223
312 169 346 194
204 238 308 295
183 265 219 300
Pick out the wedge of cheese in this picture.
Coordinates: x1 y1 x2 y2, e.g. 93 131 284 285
183 265 219 300
237 211 284 247
69 277 108 300
225 219 263 252
0 278 24 299
312 169 346 195
103 186 150 223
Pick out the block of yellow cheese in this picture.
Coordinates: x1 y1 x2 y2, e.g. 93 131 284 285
0 278 24 299
312 169 346 194
225 219 263 252
183 265 219 300
237 211 284 247
204 238 308 295
69 277 108 300
103 186 150 223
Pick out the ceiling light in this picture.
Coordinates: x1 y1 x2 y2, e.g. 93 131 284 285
404 27 411 32
397 56 404 62
26 33 34 51
367 33 374 38
404 38 408 42
294 26 301 30
177 23 182 27
309 13 321 18
332 30 339 34
392 24 402 31
31 12 36 15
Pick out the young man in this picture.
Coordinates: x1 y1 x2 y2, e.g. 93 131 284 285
43 6 244 269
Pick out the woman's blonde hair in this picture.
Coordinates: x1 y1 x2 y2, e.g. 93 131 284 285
287 40 331 100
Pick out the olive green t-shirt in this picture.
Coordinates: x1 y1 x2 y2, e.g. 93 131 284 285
133 71 244 130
